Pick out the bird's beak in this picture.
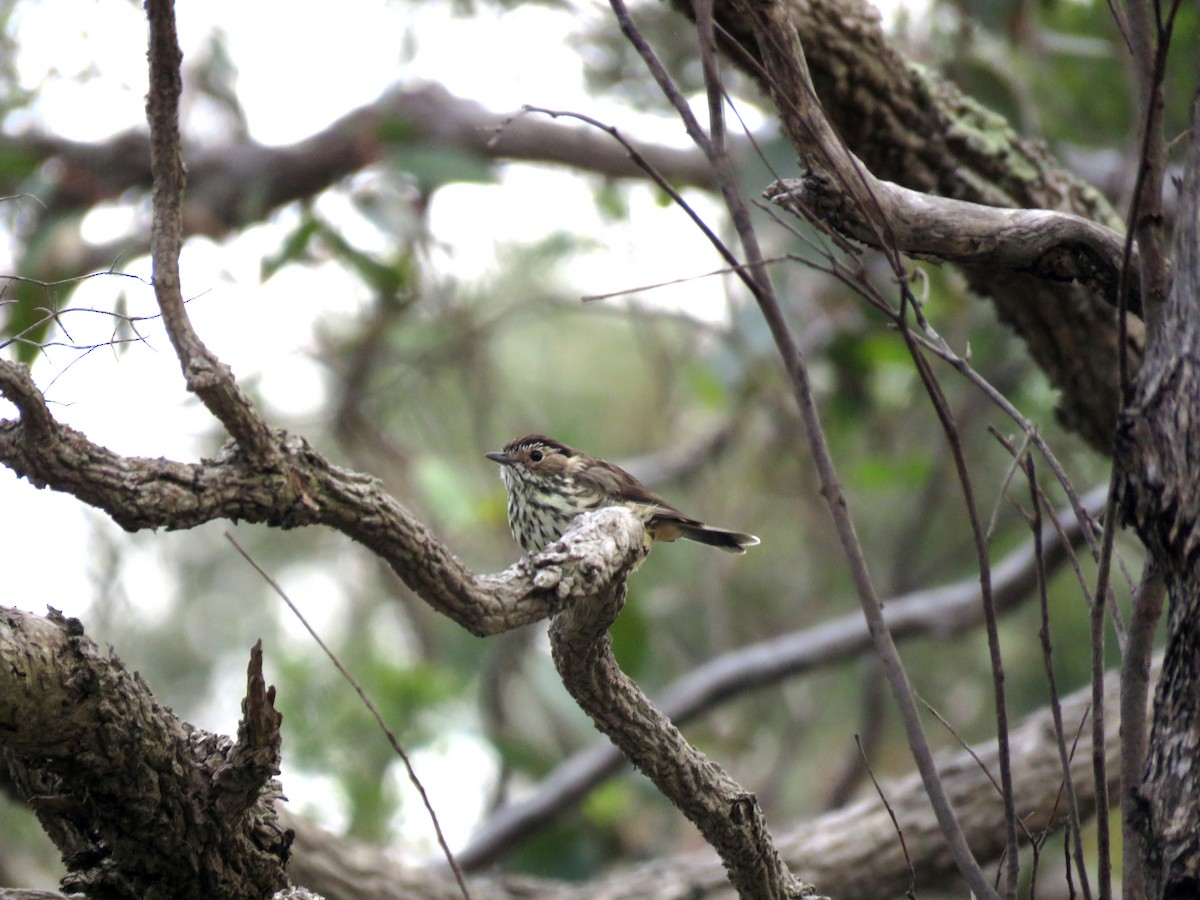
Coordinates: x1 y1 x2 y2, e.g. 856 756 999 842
486 451 512 465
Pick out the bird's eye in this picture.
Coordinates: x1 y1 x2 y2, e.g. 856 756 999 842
529 449 544 463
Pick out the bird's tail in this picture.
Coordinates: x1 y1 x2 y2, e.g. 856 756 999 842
679 524 761 554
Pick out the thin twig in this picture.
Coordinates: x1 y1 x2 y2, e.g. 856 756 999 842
897 318 1021 898
856 734 917 899
1025 455 1093 900
913 330 1128 647
1119 560 1165 900
918 695 1036 842
224 532 472 900
519 105 752 297
580 256 791 303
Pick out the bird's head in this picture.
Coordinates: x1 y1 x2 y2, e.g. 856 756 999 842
486 434 581 480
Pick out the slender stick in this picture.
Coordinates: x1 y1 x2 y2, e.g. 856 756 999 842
901 337 1019 897
1026 457 1093 899
226 533 471 900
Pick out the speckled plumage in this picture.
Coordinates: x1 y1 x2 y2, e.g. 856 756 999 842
486 434 759 554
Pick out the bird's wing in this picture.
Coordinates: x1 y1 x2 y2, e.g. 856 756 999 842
574 458 702 525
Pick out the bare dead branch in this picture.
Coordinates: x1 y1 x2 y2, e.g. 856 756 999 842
1120 0 1182 331
766 174 1141 313
900 333 1020 897
1118 562 1164 900
212 642 284 822
1088 475 1117 900
227 534 470 898
856 733 916 898
1026 458 1093 899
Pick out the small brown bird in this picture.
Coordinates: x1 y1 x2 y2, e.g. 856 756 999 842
486 434 760 555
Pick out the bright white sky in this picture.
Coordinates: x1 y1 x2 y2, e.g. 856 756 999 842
1 0 925 861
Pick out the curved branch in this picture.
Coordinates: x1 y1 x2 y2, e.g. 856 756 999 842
145 0 277 460
3 83 724 242
0 358 624 637
686 0 1142 452
547 510 810 899
767 174 1141 314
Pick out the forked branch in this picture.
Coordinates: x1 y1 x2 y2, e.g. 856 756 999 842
0 358 626 636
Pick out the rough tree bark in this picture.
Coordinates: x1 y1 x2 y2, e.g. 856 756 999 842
1115 89 1200 899
0 611 290 898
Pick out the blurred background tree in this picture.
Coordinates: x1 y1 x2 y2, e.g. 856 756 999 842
1 0 1189 894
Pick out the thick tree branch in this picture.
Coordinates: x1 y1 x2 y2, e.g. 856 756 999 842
0 358 620 636
2 84 723 242
0 609 289 898
767 173 1142 314
548 507 810 899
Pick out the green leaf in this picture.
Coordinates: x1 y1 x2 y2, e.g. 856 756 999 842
260 215 322 282
385 147 495 192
